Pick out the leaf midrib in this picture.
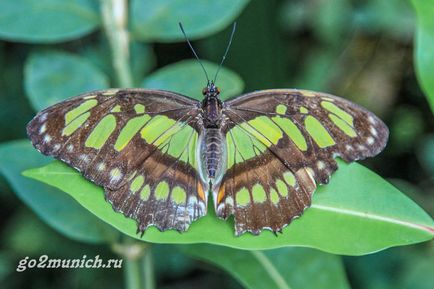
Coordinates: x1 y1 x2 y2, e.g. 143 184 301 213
311 204 434 234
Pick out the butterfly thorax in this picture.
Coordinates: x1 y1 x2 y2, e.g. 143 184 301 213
197 84 227 193
201 84 223 128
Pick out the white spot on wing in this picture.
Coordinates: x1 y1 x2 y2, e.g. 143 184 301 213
39 124 46 134
53 144 61 151
102 89 119 96
39 113 48 122
188 196 198 207
305 167 315 183
197 201 206 213
225 196 234 207
357 144 366 151
97 162 106 171
368 116 376 124
370 126 378 137
366 137 375 145
345 145 353 151
67 144 74 152
79 154 90 163
316 161 325 170
43 135 52 143
110 170 123 183
217 203 225 213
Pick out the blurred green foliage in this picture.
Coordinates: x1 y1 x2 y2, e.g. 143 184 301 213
181 245 351 289
0 1 433 289
25 50 110 110
412 0 434 113
0 140 117 244
0 0 100 43
142 60 244 100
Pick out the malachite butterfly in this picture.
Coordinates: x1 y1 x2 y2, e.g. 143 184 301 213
26 24 388 236
27 86 388 236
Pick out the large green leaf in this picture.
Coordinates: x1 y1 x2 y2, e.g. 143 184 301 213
181 244 350 289
411 0 434 113
130 0 249 42
23 159 433 255
142 59 244 101
0 140 117 244
25 50 110 111
0 0 100 43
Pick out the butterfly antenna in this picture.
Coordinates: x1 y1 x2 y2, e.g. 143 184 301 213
179 22 210 83
213 22 237 84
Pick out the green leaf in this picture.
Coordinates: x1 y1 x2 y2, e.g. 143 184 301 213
79 38 155 87
0 140 117 244
0 252 11 284
355 0 415 41
130 42 156 86
312 0 352 45
411 0 434 113
153 245 195 279
23 159 434 255
346 246 434 289
142 59 244 101
417 134 434 176
292 48 339 91
4 209 98 258
400 250 434 289
0 0 100 43
181 245 350 289
0 43 34 142
25 50 110 111
130 0 249 42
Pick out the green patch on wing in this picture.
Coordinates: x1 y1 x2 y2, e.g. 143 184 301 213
304 115 335 148
85 115 117 149
115 114 151 151
62 112 91 136
226 116 284 168
321 101 354 126
65 99 97 124
272 116 308 151
155 181 170 200
111 112 198 167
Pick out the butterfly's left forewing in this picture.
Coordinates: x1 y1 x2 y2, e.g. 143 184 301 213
27 89 206 233
217 89 388 235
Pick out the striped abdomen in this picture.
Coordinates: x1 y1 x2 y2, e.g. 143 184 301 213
197 128 227 186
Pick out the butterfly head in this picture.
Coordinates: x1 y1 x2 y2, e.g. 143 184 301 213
202 81 221 98
179 22 236 100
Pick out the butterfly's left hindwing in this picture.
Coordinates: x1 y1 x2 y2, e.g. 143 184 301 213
217 89 388 235
27 89 206 233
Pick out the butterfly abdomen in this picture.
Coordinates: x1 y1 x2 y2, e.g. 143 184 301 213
197 128 227 187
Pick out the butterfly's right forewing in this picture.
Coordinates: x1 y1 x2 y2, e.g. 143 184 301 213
27 89 206 233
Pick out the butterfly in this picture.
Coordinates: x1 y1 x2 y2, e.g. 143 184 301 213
26 85 388 235
26 24 388 236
